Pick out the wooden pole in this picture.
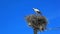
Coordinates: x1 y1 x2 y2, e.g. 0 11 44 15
34 29 37 34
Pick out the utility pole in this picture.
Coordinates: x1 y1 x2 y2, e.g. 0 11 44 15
34 29 37 34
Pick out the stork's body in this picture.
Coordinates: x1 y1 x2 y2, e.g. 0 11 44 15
33 8 42 16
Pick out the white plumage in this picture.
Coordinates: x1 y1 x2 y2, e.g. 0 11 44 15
33 8 41 15
33 8 40 12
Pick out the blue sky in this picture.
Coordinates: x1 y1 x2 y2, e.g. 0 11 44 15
0 0 60 34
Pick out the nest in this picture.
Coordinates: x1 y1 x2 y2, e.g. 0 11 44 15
25 14 47 31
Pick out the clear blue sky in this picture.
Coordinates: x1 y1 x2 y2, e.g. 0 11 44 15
0 0 60 34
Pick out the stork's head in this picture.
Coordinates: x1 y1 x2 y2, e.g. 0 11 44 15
33 8 37 9
33 8 39 11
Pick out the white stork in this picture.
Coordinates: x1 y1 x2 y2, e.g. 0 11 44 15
33 8 42 15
